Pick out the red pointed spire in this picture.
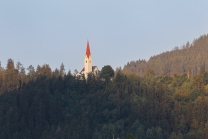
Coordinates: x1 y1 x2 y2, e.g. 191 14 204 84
86 41 91 58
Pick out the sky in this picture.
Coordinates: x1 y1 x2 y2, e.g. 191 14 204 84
0 1 208 73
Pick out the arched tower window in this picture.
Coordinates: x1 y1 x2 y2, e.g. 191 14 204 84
86 60 87 63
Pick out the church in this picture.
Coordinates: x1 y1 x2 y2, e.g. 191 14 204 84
76 41 99 79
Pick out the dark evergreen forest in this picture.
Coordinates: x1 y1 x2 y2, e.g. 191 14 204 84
1 34 208 139
1 60 208 139
123 34 208 76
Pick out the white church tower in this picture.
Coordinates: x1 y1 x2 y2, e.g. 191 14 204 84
84 41 92 79
76 41 98 79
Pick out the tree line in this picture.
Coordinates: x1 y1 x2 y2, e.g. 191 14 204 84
123 34 208 76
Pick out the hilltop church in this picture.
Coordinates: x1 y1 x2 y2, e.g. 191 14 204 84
76 41 98 79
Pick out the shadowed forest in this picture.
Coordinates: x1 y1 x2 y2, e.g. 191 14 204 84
0 34 208 139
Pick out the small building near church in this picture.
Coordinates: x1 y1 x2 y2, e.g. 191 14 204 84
76 41 99 79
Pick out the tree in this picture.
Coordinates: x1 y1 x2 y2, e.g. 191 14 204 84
100 65 114 82
20 66 25 73
5 59 19 92
0 68 6 94
53 68 60 78
36 64 52 78
27 65 35 79
67 69 72 76
16 61 22 72
115 70 126 90
60 63 65 77
144 67 155 78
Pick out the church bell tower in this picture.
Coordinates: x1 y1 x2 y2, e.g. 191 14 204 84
84 41 92 79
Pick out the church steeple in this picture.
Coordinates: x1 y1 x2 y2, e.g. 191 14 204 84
75 41 98 79
86 41 91 58
84 41 92 79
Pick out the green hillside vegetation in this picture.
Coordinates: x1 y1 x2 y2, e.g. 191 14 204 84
123 34 208 76
1 57 208 138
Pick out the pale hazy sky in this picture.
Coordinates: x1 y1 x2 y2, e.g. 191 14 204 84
0 1 208 73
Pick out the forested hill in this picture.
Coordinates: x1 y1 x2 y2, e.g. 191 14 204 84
1 53 208 138
123 34 208 76
1 59 208 138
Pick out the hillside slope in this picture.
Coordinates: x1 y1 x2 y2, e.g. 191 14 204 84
123 34 208 76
